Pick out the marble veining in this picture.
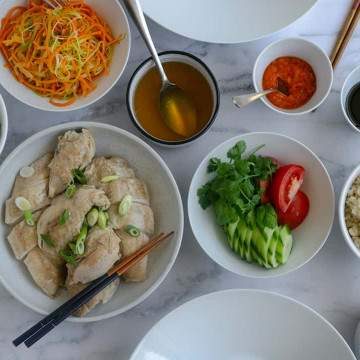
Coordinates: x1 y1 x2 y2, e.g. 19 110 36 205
1 0 360 359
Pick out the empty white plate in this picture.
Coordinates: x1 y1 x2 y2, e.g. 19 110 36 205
130 289 355 360
142 0 318 44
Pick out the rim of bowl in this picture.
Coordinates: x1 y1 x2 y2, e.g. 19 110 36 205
0 121 184 322
340 64 360 134
0 95 8 155
339 163 360 258
130 289 355 360
126 50 220 146
0 1 131 112
188 131 335 279
253 37 333 116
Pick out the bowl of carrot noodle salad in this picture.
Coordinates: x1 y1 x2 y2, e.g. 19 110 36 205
0 0 130 111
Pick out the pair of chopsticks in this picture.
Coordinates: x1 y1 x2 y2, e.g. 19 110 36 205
330 0 360 68
13 231 173 348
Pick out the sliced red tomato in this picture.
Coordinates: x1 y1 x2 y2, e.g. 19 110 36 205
270 164 305 212
277 191 310 229
259 179 270 204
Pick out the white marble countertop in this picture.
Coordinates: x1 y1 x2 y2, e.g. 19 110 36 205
1 0 360 359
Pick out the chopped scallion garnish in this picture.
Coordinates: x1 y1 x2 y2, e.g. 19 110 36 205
65 183 77 198
86 208 99 227
41 234 54 247
23 209 35 226
101 175 120 183
72 168 87 185
59 209 70 225
125 224 140 237
118 194 132 217
97 210 108 229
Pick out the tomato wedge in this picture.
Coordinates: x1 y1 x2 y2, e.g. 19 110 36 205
270 164 305 212
277 191 310 229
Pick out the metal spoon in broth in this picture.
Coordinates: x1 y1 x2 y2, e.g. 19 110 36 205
123 0 197 138
233 77 289 108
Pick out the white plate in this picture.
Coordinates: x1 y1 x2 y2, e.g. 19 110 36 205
142 0 318 44
0 0 130 111
0 122 183 322
130 289 355 360
188 132 335 278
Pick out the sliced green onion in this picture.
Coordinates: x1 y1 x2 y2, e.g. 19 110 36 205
65 183 77 198
125 224 140 237
86 208 99 227
76 222 88 243
15 196 31 211
59 248 77 264
41 234 54 247
101 175 120 183
23 210 35 226
118 194 132 217
75 239 85 255
72 168 87 185
69 242 77 254
97 210 108 229
59 209 70 225
20 166 35 178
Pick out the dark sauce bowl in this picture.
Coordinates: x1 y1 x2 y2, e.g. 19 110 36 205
126 51 219 147
341 65 360 133
346 83 360 129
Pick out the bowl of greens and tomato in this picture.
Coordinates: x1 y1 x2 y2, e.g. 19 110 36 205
188 132 334 278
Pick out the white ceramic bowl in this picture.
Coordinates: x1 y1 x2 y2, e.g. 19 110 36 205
130 289 355 360
126 51 220 147
188 132 335 278
341 64 360 133
0 0 130 112
339 164 360 258
0 122 184 322
0 95 8 156
253 37 333 115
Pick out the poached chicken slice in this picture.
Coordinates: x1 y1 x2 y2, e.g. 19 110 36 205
48 129 95 198
66 226 121 286
5 153 52 225
37 186 110 256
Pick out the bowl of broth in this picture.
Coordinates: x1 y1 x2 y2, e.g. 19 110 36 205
341 65 360 133
126 51 219 146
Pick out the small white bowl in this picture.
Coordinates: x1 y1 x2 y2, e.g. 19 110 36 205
339 164 360 258
127 51 220 147
341 65 360 133
0 0 130 112
253 37 333 115
0 122 184 322
188 132 335 278
0 95 8 155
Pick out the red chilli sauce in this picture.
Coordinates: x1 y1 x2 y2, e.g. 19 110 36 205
262 56 316 109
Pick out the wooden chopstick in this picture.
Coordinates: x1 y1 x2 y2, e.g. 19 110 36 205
13 231 173 348
331 0 360 68
109 232 166 276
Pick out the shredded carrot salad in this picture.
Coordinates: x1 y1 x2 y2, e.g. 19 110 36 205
0 0 122 106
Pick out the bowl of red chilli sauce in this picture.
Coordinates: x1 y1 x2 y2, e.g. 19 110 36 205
253 37 333 115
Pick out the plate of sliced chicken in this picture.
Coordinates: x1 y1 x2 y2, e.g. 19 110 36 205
0 122 183 322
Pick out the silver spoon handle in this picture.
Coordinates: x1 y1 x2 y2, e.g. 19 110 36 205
123 0 168 84
232 89 276 108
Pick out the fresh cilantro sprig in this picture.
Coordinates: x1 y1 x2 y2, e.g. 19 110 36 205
197 140 277 226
